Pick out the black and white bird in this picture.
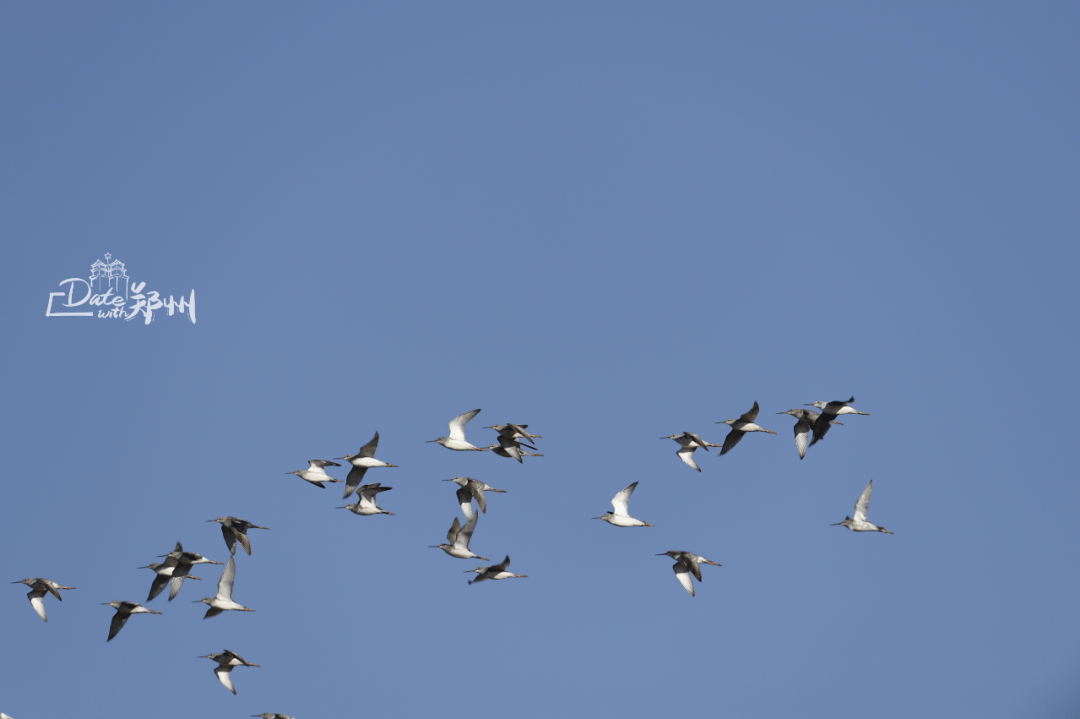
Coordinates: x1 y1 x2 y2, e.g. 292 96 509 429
593 482 653 527
207 516 269 556
656 551 721 597
660 432 721 471
466 556 528 584
716 401 776 455
806 396 869 444
443 476 506 519
832 480 893 534
776 409 842 459
428 409 489 451
337 483 394 516
194 556 255 618
157 541 223 601
431 514 488 561
286 459 343 489
336 431 399 499
200 649 260 694
102 601 161 642
139 561 202 602
11 578 75 622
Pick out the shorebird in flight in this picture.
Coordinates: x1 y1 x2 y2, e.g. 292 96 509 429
656 551 721 596
252 714 295 719
776 409 842 460
431 513 488 561
466 556 528 584
428 409 488 451
11 578 75 622
661 432 721 471
486 424 540 463
103 601 161 641
157 542 223 601
207 517 269 556
194 557 255 618
716 401 776 455
139 561 202 602
832 480 893 534
336 431 398 499
443 476 506 519
594 482 653 527
807 396 869 445
488 443 544 460
337 483 394 516
200 649 260 694
485 423 542 442
286 460 343 489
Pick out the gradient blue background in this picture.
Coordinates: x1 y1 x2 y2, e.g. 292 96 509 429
2 3 1078 718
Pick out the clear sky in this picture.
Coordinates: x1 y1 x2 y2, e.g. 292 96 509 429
2 3 1078 718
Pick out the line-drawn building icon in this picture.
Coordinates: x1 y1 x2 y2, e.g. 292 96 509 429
89 253 129 300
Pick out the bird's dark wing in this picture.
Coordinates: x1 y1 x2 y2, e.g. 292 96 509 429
107 612 129 642
720 429 745 455
740 401 760 423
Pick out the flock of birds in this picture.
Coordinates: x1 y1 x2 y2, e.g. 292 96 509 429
8 398 885 719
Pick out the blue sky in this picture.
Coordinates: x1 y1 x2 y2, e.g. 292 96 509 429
2 3 1078 718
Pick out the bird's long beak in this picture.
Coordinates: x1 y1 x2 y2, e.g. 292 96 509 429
830 522 842 526
426 440 438 443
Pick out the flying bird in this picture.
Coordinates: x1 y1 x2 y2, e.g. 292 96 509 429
200 649 260 694
139 562 202 602
832 480 893 534
431 513 488 561
484 424 542 442
488 443 544 460
806 396 870 445
11 578 75 622
285 460 343 488
194 556 255 618
207 517 269 556
593 481 653 527
716 401 776 455
661 432 721 471
336 431 399 499
102 601 161 641
428 409 488 451
466 555 528 584
443 476 506 519
656 551 721 596
776 409 842 459
337 483 394 516
157 542 223 601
